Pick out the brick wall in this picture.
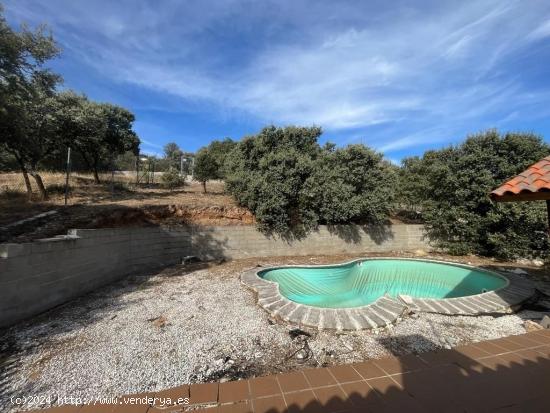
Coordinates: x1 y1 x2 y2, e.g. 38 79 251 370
0 224 429 327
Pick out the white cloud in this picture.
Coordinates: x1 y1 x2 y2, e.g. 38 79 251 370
5 0 550 154
528 19 550 40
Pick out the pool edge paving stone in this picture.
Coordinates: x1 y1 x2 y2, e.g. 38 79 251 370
20 331 550 413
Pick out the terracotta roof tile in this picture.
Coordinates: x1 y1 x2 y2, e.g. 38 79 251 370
491 156 550 198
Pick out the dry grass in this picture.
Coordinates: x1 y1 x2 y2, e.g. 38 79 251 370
0 171 239 232
0 171 235 208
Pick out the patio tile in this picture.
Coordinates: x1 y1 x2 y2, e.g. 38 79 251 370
283 389 319 413
367 376 428 412
35 406 79 413
532 329 550 340
189 382 218 404
153 384 189 406
328 364 362 383
453 344 491 360
367 376 403 395
252 395 286 413
511 349 544 363
146 406 189 412
249 375 281 398
463 359 493 374
351 360 386 379
116 394 155 413
276 371 310 393
119 392 156 407
41 405 82 413
522 332 550 345
477 356 507 371
218 401 252 413
80 403 115 412
535 345 550 357
218 380 250 403
313 384 353 412
393 366 466 410
34 406 81 413
374 354 426 375
472 340 508 355
340 380 381 406
491 337 526 352
504 333 543 348
109 404 150 413
303 367 336 387
418 348 461 366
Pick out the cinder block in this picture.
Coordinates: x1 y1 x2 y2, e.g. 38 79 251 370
0 243 32 258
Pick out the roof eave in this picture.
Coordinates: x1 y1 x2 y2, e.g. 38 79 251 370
490 192 550 202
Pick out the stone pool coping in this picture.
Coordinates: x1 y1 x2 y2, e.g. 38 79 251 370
240 258 536 331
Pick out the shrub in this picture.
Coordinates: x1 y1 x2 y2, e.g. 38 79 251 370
301 145 397 226
400 130 550 260
46 183 66 195
224 126 395 235
161 168 185 190
111 181 131 192
193 148 218 193
0 188 25 199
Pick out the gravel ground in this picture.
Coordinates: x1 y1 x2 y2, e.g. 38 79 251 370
1 253 549 412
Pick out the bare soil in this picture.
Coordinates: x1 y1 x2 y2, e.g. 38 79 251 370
0 177 253 243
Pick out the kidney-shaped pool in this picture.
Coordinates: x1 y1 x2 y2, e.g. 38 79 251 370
259 259 508 308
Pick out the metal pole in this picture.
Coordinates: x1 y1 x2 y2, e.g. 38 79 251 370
110 157 115 197
180 155 184 177
64 147 71 206
135 155 139 185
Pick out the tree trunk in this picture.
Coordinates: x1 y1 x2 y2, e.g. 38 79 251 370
14 155 33 199
202 181 207 194
93 167 100 184
29 171 48 200
22 169 32 199
77 149 100 183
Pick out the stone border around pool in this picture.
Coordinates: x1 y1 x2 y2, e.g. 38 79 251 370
240 258 536 331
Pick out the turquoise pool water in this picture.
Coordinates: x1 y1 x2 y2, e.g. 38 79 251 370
259 259 507 308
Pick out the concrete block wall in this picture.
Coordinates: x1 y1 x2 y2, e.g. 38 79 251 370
195 224 428 259
0 224 428 327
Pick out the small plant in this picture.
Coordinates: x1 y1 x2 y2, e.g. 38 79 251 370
0 188 25 199
161 168 185 190
193 148 218 193
46 183 67 195
111 181 131 192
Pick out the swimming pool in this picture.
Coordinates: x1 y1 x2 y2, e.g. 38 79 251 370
259 259 508 308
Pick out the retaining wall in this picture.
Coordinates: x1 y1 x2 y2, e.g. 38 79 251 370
0 224 428 327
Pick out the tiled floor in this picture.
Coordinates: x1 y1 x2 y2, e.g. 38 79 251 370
24 330 550 413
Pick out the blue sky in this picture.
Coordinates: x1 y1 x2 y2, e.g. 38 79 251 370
4 0 550 162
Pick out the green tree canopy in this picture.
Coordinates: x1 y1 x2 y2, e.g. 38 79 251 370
55 92 140 183
400 130 550 259
163 142 183 170
206 138 237 179
193 147 218 193
302 145 397 226
224 125 395 235
0 5 60 198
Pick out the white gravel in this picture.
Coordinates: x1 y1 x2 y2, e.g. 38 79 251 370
0 258 543 412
